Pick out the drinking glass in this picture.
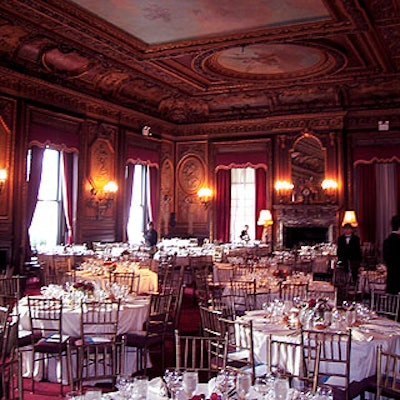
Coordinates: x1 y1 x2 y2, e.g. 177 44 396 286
132 375 149 400
236 372 252 400
215 369 236 397
84 389 102 400
274 376 289 400
65 391 84 400
254 376 269 398
315 385 333 400
116 374 134 400
163 369 183 400
183 370 199 398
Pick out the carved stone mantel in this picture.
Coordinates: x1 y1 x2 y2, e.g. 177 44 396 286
273 205 338 249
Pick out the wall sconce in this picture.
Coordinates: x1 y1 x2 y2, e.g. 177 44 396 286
0 169 7 194
197 187 213 209
274 180 294 203
321 179 338 203
257 209 273 243
342 210 358 227
87 180 118 219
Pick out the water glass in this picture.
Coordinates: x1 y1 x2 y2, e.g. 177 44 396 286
315 385 333 400
183 370 199 398
65 391 84 400
116 374 134 399
84 389 102 400
236 372 252 400
132 375 149 400
254 376 270 397
274 376 289 400
163 369 183 400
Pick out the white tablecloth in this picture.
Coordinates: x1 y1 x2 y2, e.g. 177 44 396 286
75 267 158 294
18 296 150 383
241 311 400 383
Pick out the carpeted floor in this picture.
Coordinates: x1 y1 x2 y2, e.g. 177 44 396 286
20 279 200 399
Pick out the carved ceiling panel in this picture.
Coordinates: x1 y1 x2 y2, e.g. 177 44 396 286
0 0 399 131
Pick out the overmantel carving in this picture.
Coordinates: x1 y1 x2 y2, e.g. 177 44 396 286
274 205 337 227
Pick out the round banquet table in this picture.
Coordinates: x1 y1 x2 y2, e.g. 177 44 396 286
75 267 158 294
18 295 150 384
240 310 400 384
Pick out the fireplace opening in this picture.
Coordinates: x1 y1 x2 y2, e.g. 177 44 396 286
284 227 328 248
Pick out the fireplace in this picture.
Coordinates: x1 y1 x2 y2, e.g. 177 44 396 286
284 226 328 248
273 205 338 249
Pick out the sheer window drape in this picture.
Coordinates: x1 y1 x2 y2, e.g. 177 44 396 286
216 169 231 243
123 164 135 241
26 146 44 257
255 168 267 240
61 151 75 245
148 165 158 224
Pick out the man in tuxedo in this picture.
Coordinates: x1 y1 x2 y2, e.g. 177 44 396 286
383 215 400 294
337 223 362 283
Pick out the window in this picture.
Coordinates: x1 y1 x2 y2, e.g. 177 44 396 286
230 167 256 242
127 164 151 244
29 148 65 250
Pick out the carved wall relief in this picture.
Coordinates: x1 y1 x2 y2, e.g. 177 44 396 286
160 158 173 237
0 117 11 216
176 154 207 234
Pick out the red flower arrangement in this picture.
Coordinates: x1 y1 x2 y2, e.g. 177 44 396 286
73 280 95 296
272 269 289 280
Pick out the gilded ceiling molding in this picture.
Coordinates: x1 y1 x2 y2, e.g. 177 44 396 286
0 66 173 134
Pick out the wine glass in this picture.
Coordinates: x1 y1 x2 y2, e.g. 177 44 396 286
163 369 183 400
274 376 289 400
116 375 134 400
236 372 252 400
183 370 198 398
215 369 236 398
254 376 270 398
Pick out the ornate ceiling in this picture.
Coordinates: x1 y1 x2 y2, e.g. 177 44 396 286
0 0 400 134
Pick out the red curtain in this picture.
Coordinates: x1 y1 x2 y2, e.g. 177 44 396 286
357 164 377 243
397 164 400 215
123 164 135 241
148 165 159 224
26 146 44 257
61 151 75 244
215 169 231 242
255 168 267 240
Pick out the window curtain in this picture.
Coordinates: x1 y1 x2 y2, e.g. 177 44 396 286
376 163 397 251
123 164 135 241
215 169 231 242
255 168 267 240
61 151 75 245
357 163 376 244
26 146 44 258
148 165 158 224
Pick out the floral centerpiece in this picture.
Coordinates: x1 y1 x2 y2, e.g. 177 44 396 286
299 297 333 329
72 280 95 297
272 269 289 280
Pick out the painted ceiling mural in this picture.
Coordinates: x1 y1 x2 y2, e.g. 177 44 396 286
1 0 400 128
70 0 330 44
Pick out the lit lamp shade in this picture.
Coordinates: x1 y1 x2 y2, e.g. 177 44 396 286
342 210 358 227
257 209 273 226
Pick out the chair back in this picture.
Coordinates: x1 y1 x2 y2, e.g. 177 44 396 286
376 344 400 400
27 296 65 344
266 335 321 394
371 291 400 321
199 305 224 337
280 282 308 301
302 328 351 396
111 272 140 295
0 276 22 309
80 300 121 343
174 329 228 382
219 317 256 381
146 292 173 334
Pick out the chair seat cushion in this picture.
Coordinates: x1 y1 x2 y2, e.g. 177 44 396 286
125 331 163 348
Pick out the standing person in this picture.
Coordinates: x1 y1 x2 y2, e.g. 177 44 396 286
383 215 400 294
144 221 158 247
240 225 250 242
337 223 362 283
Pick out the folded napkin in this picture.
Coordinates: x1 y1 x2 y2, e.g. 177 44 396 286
148 377 167 398
352 329 373 342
